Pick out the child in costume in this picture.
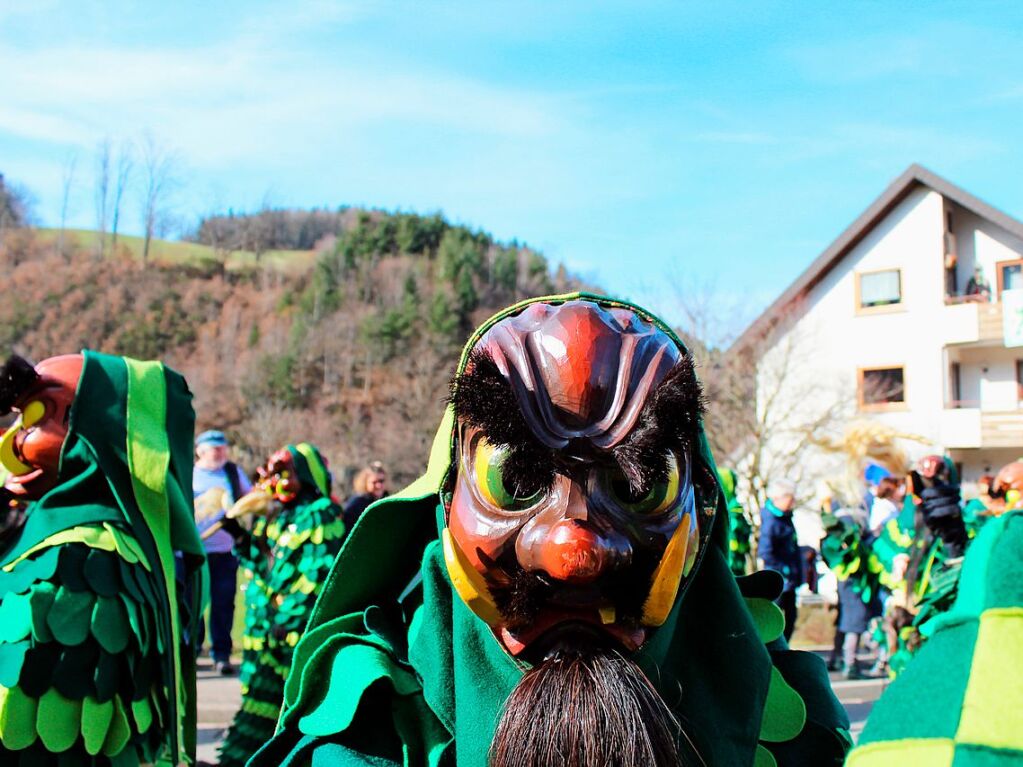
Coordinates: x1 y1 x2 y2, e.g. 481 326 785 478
718 467 753 576
846 459 1023 766
215 443 344 767
248 294 850 767
0 352 207 766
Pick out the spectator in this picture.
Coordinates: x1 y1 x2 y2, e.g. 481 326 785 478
964 265 991 302
759 478 803 641
192 430 251 675
342 461 388 533
868 477 903 535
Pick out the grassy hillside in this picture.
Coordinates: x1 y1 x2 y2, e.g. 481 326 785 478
4 213 578 490
33 228 318 271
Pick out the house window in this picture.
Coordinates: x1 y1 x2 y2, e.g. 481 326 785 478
997 259 1023 297
859 366 906 409
950 362 962 408
857 269 902 310
1017 360 1023 402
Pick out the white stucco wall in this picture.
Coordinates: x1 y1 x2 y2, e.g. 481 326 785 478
753 185 1023 493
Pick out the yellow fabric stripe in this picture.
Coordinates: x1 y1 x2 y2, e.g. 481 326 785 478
955 607 1023 750
124 358 184 763
2 525 118 571
294 442 330 498
846 738 955 767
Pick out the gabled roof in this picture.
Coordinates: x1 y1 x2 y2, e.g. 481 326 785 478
733 163 1023 352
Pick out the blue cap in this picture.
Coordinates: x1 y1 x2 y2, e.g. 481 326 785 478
195 430 228 448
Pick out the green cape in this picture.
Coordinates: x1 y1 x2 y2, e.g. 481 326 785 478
848 509 1023 766
249 293 849 767
0 350 207 765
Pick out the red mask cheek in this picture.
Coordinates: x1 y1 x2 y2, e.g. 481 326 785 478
448 471 527 573
17 420 67 475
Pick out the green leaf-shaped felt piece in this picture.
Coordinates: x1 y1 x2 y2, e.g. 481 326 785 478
18 643 60 698
48 587 95 646
0 591 33 644
29 581 57 644
117 560 144 604
57 545 90 592
754 744 778 767
119 594 146 652
36 687 82 753
83 550 121 598
131 695 152 733
81 696 114 756
744 597 786 644
0 685 38 750
101 695 130 757
759 666 807 743
94 651 119 703
0 547 59 597
0 640 30 688
91 596 130 654
54 642 100 700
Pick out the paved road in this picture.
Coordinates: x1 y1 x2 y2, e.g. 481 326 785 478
194 656 887 763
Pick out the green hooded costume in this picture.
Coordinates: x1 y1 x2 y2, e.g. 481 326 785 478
218 443 346 767
248 294 850 767
847 508 1023 766
718 467 753 577
0 351 207 765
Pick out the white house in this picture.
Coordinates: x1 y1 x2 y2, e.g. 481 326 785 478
736 164 1023 494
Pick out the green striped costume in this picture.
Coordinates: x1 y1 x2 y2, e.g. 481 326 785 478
719 468 753 576
847 508 1023 766
217 443 344 767
0 352 207 766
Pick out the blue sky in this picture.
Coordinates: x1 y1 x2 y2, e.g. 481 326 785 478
3 1 1023 334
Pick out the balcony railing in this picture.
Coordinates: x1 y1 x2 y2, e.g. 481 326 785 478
941 408 1023 449
943 301 1003 345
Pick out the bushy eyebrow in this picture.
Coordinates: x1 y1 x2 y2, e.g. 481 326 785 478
450 350 705 495
0 355 39 417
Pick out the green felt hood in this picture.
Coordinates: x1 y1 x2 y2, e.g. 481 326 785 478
256 294 848 767
286 443 332 500
0 350 207 764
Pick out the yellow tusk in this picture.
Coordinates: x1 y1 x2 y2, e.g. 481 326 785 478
599 605 616 625
0 418 31 475
640 512 693 626
442 528 501 626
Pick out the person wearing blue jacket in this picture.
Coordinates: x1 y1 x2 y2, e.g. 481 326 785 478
760 478 803 640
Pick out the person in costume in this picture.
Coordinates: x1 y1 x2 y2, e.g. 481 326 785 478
0 352 207 766
718 467 753 576
872 454 967 676
249 294 850 767
962 474 994 538
846 461 1023 767
214 443 345 767
819 506 884 678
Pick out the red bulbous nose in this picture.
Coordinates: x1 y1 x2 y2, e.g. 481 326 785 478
536 519 616 583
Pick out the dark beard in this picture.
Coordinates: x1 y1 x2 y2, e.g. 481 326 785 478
489 645 689 767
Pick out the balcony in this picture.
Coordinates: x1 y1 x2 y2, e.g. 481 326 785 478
942 299 1003 346
941 408 1023 449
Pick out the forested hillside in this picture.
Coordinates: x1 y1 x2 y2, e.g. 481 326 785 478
0 210 580 488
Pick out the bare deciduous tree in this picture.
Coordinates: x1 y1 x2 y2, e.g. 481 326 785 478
138 134 179 266
111 140 133 255
94 138 111 260
58 152 78 263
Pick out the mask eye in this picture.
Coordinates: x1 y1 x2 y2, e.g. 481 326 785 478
21 400 46 427
607 453 681 516
473 437 544 511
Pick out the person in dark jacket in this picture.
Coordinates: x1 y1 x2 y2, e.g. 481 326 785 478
760 478 803 641
341 461 387 533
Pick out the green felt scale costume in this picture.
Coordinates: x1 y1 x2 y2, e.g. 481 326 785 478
847 508 1023 766
247 293 850 767
0 351 207 766
719 467 754 577
218 443 345 767
819 514 884 608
